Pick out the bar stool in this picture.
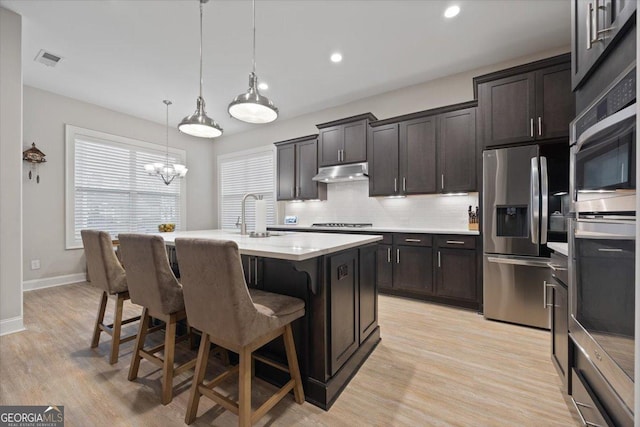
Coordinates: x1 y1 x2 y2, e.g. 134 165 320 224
118 233 198 405
175 238 305 427
81 230 141 364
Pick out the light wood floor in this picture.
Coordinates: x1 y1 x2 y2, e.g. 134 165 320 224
0 283 580 426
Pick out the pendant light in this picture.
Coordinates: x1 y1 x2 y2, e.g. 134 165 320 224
228 0 278 124
178 0 223 138
145 100 188 185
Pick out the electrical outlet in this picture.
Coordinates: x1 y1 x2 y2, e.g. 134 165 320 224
30 259 41 270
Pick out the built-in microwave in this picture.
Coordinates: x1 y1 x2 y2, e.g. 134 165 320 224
570 64 636 214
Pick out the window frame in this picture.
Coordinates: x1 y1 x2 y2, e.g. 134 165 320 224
65 124 187 249
217 144 277 230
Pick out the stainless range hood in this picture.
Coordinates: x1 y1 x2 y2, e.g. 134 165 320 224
312 162 368 183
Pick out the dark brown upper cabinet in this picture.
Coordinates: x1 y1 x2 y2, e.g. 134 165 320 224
400 115 437 194
475 54 574 148
368 101 476 197
572 0 637 90
437 107 476 193
368 124 399 196
317 113 377 167
275 135 326 201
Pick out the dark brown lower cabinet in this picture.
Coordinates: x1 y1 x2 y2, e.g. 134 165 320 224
376 244 393 291
550 281 568 387
393 245 433 293
329 249 359 376
435 247 477 302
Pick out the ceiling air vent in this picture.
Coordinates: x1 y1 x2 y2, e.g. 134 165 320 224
34 49 63 67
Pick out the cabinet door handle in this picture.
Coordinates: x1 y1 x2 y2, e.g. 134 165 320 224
587 2 594 49
394 178 398 193
341 149 344 162
254 258 258 285
337 150 341 162
247 257 252 284
405 238 421 243
530 118 534 137
441 174 444 190
291 188 294 198
543 280 556 308
402 177 406 192
538 117 542 136
438 251 441 268
396 248 400 264
446 240 465 245
387 247 391 263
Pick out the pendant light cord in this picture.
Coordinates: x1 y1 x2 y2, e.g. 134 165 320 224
199 0 204 98
252 0 256 74
165 101 170 169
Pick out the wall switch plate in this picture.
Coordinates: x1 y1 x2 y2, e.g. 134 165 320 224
31 259 41 270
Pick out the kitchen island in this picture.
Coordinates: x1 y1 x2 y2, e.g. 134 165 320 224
159 230 383 409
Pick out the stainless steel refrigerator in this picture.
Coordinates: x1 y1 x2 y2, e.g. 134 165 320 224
483 145 554 329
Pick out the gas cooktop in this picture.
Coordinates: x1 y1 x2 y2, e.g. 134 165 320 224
311 223 373 228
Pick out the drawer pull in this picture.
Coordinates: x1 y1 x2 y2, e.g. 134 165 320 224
445 240 465 245
598 248 623 252
387 247 391 263
405 238 422 243
572 397 604 427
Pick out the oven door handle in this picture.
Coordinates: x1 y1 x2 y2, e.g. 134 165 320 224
575 104 636 153
487 256 551 268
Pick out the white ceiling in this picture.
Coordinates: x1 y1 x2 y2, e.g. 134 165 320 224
0 0 570 136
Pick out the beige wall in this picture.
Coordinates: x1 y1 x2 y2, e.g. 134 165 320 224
0 7 24 334
211 46 570 227
22 87 217 282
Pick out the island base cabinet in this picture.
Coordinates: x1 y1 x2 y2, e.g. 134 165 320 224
329 249 359 376
248 247 381 411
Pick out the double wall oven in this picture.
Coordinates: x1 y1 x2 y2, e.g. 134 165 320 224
569 62 636 424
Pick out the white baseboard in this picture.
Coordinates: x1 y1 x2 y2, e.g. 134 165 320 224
23 272 87 292
0 316 25 336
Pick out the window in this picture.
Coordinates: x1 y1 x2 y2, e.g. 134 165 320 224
218 146 276 230
65 125 186 249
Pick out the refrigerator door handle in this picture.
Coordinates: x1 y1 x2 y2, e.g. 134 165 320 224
530 157 540 244
540 156 548 245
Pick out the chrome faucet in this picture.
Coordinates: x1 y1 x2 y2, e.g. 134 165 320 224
240 193 258 235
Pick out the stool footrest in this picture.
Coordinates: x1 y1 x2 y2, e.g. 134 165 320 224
252 354 290 374
251 379 295 424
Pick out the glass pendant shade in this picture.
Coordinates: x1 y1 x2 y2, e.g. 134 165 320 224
228 72 278 124
178 96 223 138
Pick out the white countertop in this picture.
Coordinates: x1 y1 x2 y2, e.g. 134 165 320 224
269 225 480 235
547 242 568 257
157 229 382 261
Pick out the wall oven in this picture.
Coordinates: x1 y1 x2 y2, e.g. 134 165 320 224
569 62 636 420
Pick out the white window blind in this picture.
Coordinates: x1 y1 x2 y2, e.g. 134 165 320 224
219 147 275 230
65 125 186 248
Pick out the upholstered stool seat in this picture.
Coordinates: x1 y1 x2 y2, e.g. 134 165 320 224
175 238 305 427
82 229 141 365
119 233 200 405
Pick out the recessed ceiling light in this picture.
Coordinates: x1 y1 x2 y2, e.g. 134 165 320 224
444 5 460 18
330 52 343 63
258 82 269 90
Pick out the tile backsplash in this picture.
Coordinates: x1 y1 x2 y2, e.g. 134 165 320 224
280 181 479 230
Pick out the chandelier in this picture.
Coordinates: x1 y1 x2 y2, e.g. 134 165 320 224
145 100 188 185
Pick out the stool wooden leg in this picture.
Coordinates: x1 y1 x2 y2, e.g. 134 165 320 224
185 332 211 424
238 345 253 427
284 324 304 404
91 291 108 348
128 307 150 381
109 293 125 364
161 313 177 405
